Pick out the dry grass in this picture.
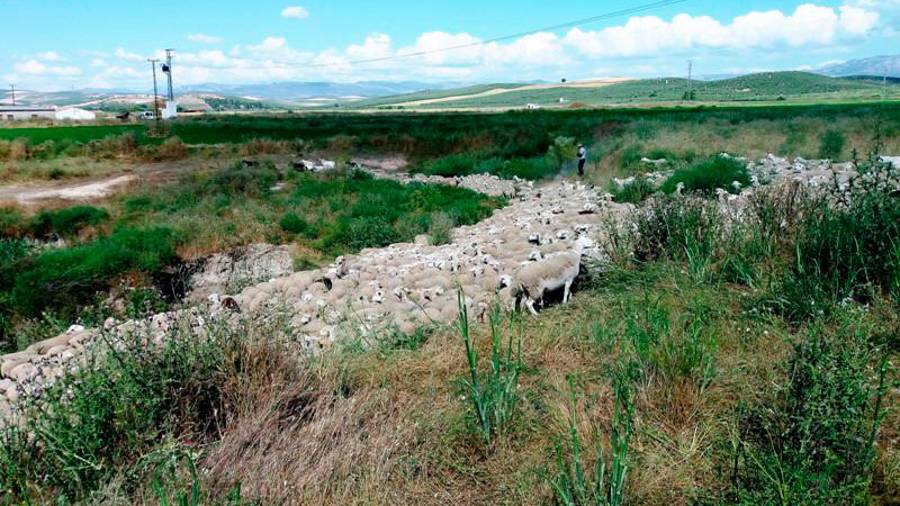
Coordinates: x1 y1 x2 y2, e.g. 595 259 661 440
176 264 823 505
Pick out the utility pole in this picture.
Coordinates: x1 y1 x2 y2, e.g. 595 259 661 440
9 84 15 106
163 48 175 101
148 59 161 132
687 59 693 101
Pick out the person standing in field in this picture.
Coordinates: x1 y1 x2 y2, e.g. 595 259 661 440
577 144 588 176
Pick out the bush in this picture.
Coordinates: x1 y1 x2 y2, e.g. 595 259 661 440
609 176 655 204
31 205 109 238
0 207 27 238
631 197 720 280
151 136 188 161
764 162 900 322
280 212 309 235
428 212 454 245
421 154 478 176
340 216 400 251
0 323 227 502
660 156 751 195
207 162 280 198
819 129 845 160
734 319 889 504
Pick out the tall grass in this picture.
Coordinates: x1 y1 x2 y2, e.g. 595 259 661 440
457 292 523 444
660 156 751 195
762 159 900 322
551 375 632 506
0 319 230 503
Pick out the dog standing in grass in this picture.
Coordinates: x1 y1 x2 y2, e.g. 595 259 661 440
577 144 588 176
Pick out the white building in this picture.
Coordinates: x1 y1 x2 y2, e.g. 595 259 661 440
0 106 56 121
55 107 96 121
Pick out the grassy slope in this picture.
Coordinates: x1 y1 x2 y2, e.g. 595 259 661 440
346 83 524 108
354 72 898 109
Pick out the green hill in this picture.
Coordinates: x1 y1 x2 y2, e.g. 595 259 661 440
349 72 898 110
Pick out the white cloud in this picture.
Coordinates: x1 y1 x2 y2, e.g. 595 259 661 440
281 6 309 19
188 33 223 44
36 51 62 62
563 3 879 58
346 33 393 61
114 48 145 62
400 32 483 65
27 1 887 90
14 60 82 76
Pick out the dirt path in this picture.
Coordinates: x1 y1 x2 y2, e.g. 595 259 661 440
0 160 200 208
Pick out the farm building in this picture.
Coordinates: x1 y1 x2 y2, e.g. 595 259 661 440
0 106 56 121
55 107 96 121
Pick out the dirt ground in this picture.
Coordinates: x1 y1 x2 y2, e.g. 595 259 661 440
0 155 409 210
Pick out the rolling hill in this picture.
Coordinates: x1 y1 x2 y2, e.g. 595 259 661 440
345 71 900 110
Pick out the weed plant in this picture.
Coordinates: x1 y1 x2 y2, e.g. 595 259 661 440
457 292 523 444
660 156 751 195
551 375 632 506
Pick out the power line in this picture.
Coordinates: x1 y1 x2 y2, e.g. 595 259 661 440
306 0 691 68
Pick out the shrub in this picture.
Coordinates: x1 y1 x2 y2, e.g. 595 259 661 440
547 136 577 170
30 205 109 238
153 136 188 161
421 154 478 176
660 156 751 195
608 177 654 204
764 162 900 322
280 212 309 235
0 207 27 238
619 145 643 170
819 129 845 160
341 216 400 251
0 322 228 502
498 157 557 180
427 212 454 245
207 162 280 198
631 197 720 280
734 318 890 504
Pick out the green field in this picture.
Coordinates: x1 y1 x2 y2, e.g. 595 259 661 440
345 71 900 109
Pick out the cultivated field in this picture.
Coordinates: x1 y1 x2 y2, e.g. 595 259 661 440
347 72 900 110
0 103 897 504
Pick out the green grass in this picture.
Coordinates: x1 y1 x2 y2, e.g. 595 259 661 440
457 294 523 444
362 72 899 110
660 156 752 195
0 165 502 350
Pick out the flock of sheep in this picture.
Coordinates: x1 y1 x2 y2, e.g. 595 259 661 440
231 181 628 348
4 151 886 420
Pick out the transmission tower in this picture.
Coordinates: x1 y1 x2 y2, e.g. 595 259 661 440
8 84 15 106
163 49 175 101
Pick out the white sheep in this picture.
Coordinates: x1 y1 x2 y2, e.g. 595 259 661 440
499 239 588 316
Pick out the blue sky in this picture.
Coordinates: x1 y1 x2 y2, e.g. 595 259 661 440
2 0 898 91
